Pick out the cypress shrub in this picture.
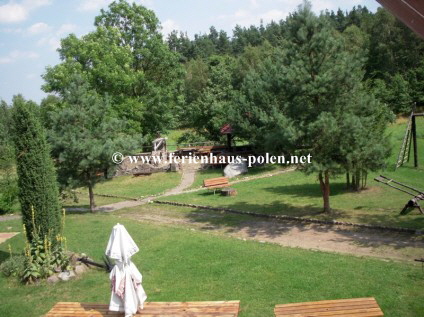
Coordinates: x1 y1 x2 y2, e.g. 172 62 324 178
11 95 61 242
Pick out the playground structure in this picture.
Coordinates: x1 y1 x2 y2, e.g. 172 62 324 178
374 175 424 214
396 108 423 169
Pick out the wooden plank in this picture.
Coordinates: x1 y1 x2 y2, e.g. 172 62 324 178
203 177 230 188
274 298 383 317
275 301 378 311
275 298 376 308
46 301 240 317
206 184 231 189
276 304 380 314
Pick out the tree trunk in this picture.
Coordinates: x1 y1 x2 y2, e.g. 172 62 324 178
319 171 331 213
88 183 96 212
355 170 361 191
362 171 368 189
346 172 350 188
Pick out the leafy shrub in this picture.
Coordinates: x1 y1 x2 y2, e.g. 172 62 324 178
20 208 70 284
0 255 25 277
177 131 209 145
0 175 18 214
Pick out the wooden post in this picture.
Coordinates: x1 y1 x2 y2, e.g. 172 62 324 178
412 114 418 168
227 133 232 152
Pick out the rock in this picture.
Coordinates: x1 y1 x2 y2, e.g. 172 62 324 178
74 264 88 275
68 253 79 266
47 274 60 284
224 161 248 178
170 162 179 172
58 270 76 281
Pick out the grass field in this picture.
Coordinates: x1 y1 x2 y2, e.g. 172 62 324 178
164 119 424 230
61 172 182 209
188 164 287 190
165 129 189 151
76 172 182 200
0 210 423 317
61 193 125 209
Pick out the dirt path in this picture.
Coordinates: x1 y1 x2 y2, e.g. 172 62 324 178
161 162 199 196
0 214 20 222
89 162 201 212
122 204 424 262
70 165 294 213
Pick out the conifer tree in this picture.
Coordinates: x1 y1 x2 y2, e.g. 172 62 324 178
233 2 391 213
11 95 61 241
48 76 140 212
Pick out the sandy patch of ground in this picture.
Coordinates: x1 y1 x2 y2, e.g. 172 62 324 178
121 205 424 262
0 232 19 244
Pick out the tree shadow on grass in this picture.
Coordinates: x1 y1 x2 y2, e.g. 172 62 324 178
264 182 348 198
179 200 339 238
0 250 10 263
176 200 424 253
63 205 91 214
354 212 424 231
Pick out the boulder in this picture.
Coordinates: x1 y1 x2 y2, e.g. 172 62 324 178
74 264 89 275
58 270 76 281
47 274 60 284
68 253 79 267
224 161 248 178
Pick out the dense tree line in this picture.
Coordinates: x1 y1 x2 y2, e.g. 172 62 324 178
168 2 404 212
0 1 420 214
169 5 424 117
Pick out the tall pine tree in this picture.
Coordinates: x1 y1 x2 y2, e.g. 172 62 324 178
48 76 140 212
233 2 391 213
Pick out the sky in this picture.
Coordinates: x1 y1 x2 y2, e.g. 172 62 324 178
0 0 381 104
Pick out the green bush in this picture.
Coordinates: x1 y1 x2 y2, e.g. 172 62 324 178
0 175 18 214
177 131 209 145
0 255 25 278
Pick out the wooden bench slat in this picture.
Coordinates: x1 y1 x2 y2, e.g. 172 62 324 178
278 313 383 317
275 305 380 314
49 307 238 314
203 177 230 191
275 302 379 312
274 298 383 317
275 308 383 315
275 298 377 308
54 301 240 307
46 301 240 317
47 314 238 317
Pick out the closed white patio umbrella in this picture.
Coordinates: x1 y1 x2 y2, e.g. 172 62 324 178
105 223 147 317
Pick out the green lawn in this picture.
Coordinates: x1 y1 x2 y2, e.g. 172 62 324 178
164 119 424 230
76 172 182 200
61 193 125 209
0 211 423 317
165 129 189 151
188 164 287 190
